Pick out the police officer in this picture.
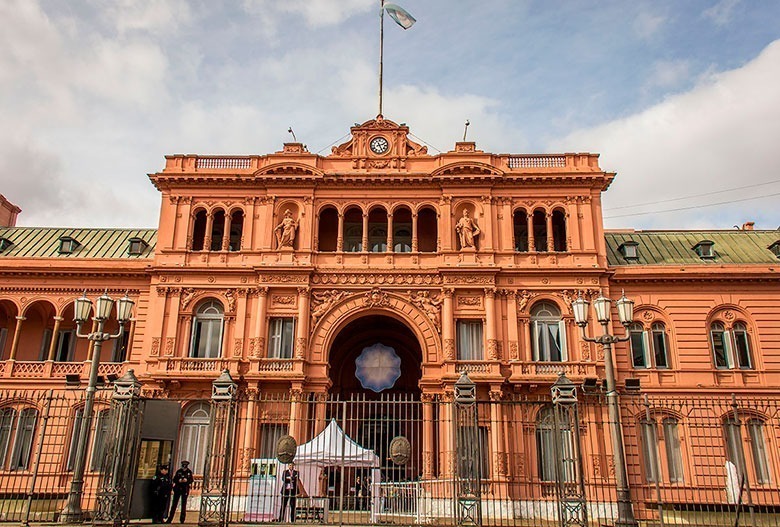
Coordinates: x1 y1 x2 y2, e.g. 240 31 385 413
166 460 193 523
151 465 172 523
278 462 303 523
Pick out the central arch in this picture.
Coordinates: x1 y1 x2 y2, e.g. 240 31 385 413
328 314 422 398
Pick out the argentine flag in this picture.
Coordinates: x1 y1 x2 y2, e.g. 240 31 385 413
384 3 416 29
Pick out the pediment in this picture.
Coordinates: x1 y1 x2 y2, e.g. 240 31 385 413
254 162 323 177
431 162 504 178
329 115 429 160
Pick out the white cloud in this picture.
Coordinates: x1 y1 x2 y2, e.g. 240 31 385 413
99 0 192 35
646 59 691 89
703 0 741 27
241 0 372 31
633 10 666 39
551 39 780 230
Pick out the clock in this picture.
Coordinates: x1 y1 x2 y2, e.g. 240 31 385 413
369 136 389 155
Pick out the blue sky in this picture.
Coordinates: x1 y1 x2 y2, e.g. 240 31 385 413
1 0 779 231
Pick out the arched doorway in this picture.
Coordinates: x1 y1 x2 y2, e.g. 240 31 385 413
326 314 423 487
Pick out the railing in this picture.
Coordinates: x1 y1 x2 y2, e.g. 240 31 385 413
9 361 46 376
52 362 83 376
506 155 566 169
256 359 295 372
195 157 252 169
165 358 230 371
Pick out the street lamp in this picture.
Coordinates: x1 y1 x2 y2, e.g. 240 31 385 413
572 291 637 527
61 291 135 523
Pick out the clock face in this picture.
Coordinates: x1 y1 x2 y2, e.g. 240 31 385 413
370 136 389 155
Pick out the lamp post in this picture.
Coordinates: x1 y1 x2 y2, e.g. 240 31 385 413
61 291 134 523
571 292 637 527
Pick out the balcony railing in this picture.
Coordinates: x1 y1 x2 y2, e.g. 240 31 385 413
1 360 127 379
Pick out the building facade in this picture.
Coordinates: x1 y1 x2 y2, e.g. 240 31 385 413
1 117 779 523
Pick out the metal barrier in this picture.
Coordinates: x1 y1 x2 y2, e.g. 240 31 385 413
3 387 780 526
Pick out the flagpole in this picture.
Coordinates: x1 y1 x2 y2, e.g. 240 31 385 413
378 0 384 117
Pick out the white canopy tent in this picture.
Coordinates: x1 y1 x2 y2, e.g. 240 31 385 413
279 419 382 521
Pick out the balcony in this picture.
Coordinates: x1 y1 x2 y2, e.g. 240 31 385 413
507 361 597 383
0 360 126 380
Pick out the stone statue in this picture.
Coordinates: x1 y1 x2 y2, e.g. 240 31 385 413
409 290 442 332
275 209 298 248
455 208 480 249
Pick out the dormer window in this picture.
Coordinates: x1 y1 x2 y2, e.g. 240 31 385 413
618 241 639 260
769 241 780 259
128 237 148 256
0 237 12 253
58 236 80 254
692 240 715 259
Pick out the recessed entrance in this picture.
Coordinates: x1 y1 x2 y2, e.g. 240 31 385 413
328 314 422 399
327 315 423 484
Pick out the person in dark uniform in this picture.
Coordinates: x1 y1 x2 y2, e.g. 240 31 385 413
166 460 193 523
151 465 172 523
278 462 305 522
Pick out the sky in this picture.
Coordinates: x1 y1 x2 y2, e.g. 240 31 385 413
1 0 779 231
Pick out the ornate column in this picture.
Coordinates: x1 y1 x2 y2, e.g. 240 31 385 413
252 287 269 359
480 196 493 251
484 288 498 360
501 198 512 251
438 392 455 478
527 213 535 252
204 212 214 251
421 392 435 479
295 288 310 360
288 385 304 441
233 289 249 359
412 212 418 252
386 213 393 252
336 212 344 252
240 385 260 476
361 212 369 252
489 388 507 480
440 196 453 251
221 213 231 251
546 212 554 252
442 288 455 361
506 291 519 360
47 316 64 361
8 316 25 360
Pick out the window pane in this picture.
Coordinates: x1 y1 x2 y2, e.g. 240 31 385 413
90 410 111 471
0 409 17 468
269 318 295 359
748 420 771 484
711 327 731 368
641 420 659 483
630 326 647 368
457 321 483 361
724 420 745 477
260 424 287 459
663 418 684 483
733 327 753 369
179 403 210 474
67 409 85 471
10 409 37 470
652 326 669 368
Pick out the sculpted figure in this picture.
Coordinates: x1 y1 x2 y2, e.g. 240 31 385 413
455 208 480 249
275 209 298 248
409 290 442 331
311 290 347 325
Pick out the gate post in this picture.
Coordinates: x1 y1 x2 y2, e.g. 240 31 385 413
551 373 587 527
93 370 143 526
199 370 238 527
454 372 481 527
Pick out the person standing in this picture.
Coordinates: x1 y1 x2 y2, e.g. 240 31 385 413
167 460 193 523
151 465 172 523
278 462 304 523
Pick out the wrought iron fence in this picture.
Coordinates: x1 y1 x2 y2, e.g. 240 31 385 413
2 386 780 527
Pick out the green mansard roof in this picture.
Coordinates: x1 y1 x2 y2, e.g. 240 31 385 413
0 227 157 259
606 230 780 266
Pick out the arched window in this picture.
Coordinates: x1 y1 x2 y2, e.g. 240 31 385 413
552 209 567 252
178 402 211 474
710 321 753 370
513 209 528 252
368 207 388 252
532 210 547 252
191 209 207 251
229 210 244 251
629 321 669 369
190 300 224 358
0 407 38 470
343 207 363 252
747 418 771 484
317 207 339 252
417 207 438 253
531 302 566 361
210 209 225 251
393 207 412 253
536 406 574 482
640 416 684 483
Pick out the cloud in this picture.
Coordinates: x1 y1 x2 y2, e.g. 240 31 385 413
646 59 691 89
550 39 780 230
703 0 741 27
633 10 666 39
241 0 372 31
